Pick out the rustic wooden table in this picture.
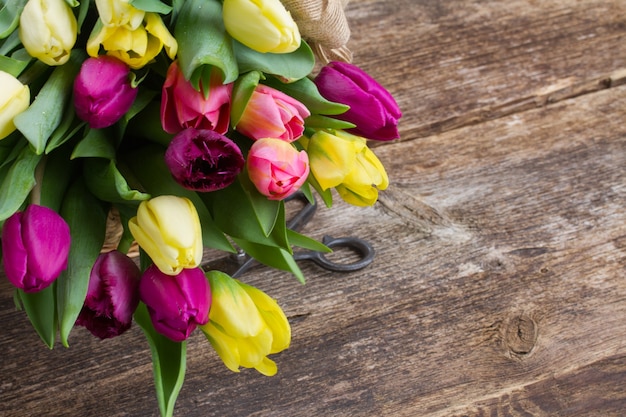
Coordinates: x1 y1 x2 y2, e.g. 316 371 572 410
2 0 625 416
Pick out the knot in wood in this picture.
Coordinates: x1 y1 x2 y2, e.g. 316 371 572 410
504 314 538 356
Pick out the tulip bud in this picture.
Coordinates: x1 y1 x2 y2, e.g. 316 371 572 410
223 0 301 54
139 265 211 342
2 205 71 293
161 61 233 135
0 71 30 140
201 271 291 376
18 0 77 66
73 56 138 129
128 196 203 275
75 251 141 339
235 84 309 142
164 128 244 192
314 61 402 141
247 138 309 200
304 129 388 206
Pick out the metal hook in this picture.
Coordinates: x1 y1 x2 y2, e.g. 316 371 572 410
230 192 375 277
293 235 375 272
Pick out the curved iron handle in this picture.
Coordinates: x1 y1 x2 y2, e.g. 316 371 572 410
294 235 375 272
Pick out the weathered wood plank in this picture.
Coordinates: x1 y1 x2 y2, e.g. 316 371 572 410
346 0 626 139
2 1 626 416
1 78 624 417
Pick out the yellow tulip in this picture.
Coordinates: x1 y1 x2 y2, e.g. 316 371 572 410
87 12 177 69
303 129 389 206
223 0 301 54
0 71 30 140
201 271 291 376
128 195 203 275
95 0 145 29
18 0 77 66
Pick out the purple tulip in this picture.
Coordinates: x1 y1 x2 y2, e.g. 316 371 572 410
73 55 138 129
2 205 71 293
314 61 402 141
139 265 211 342
75 251 141 339
164 128 245 192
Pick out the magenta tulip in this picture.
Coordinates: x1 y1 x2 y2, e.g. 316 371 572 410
139 265 211 342
165 128 245 192
75 251 141 339
247 138 309 200
314 61 402 141
235 84 310 142
161 61 232 135
73 55 138 129
2 205 71 293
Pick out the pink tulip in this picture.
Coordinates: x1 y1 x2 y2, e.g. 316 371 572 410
164 128 245 192
235 84 310 142
2 205 71 293
139 265 211 342
247 138 309 200
76 251 141 339
314 61 402 141
73 55 138 129
161 61 232 135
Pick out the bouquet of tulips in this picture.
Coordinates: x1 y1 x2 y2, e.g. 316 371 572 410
0 0 401 414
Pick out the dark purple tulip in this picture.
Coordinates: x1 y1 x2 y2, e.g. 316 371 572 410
164 128 245 192
2 205 71 293
75 251 141 339
73 55 138 129
139 265 211 342
314 61 402 141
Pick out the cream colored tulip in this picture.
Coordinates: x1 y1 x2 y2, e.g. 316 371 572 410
128 196 203 275
18 0 77 66
223 0 301 54
0 71 30 140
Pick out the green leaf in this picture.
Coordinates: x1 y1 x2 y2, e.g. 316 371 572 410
287 229 331 253
199 176 283 245
232 238 305 283
234 40 315 83
122 146 235 253
15 286 57 349
305 114 356 131
39 147 77 212
121 88 158 126
57 178 108 347
175 0 238 84
45 111 85 154
263 76 349 115
0 53 29 77
129 0 172 14
83 159 151 204
305 175 333 208
134 302 187 417
0 0 27 39
230 70 262 127
13 51 84 154
71 128 117 160
0 146 42 221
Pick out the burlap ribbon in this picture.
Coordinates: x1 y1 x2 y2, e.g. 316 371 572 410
281 0 352 63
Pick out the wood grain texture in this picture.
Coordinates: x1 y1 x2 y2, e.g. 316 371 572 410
1 0 626 416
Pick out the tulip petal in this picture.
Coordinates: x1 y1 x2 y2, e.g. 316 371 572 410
203 321 242 373
207 272 265 338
